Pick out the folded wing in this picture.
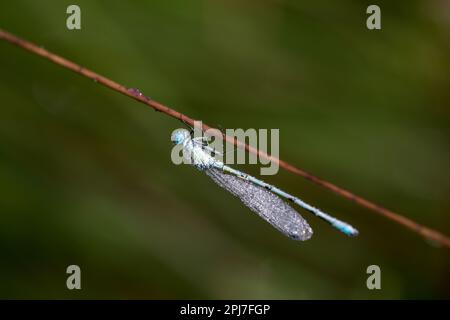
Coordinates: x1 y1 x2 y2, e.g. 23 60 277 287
205 168 313 241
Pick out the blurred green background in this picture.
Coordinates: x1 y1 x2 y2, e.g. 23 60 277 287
1 0 450 299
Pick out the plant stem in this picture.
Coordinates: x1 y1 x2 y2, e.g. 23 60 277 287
1 28 449 249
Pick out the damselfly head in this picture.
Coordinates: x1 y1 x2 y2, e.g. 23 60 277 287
171 129 191 145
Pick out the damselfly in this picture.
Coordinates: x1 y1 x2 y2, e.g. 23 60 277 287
171 129 358 241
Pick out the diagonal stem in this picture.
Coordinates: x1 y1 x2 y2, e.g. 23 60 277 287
1 28 449 249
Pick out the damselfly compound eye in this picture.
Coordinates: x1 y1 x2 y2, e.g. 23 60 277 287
171 129 190 145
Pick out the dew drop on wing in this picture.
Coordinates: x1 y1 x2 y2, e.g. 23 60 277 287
205 168 313 241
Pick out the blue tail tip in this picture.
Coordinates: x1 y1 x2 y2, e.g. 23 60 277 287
335 223 359 237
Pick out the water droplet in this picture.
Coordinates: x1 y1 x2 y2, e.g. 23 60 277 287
127 87 142 96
